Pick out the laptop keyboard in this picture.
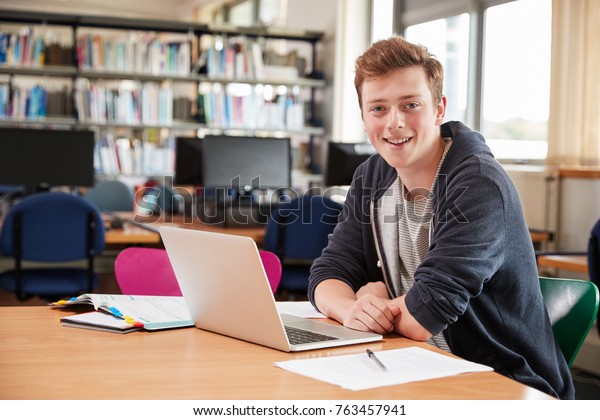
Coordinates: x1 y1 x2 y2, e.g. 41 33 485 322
284 325 340 345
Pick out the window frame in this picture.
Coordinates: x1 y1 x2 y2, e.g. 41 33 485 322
385 0 549 164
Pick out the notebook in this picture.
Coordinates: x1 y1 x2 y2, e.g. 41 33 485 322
159 226 382 352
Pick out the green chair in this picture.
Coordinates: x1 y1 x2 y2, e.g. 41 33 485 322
539 276 599 367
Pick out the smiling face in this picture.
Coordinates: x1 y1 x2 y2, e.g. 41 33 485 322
361 66 446 186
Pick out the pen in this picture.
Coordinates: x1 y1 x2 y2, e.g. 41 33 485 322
366 349 388 372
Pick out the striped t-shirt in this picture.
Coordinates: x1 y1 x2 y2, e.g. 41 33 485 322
379 139 452 352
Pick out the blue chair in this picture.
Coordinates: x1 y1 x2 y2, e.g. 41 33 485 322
263 195 343 297
0 192 106 301
83 179 133 211
587 218 600 333
0 185 24 194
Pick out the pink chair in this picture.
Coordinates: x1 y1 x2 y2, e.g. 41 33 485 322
114 247 281 296
259 250 282 294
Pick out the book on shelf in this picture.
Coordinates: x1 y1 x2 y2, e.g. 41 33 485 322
8 83 48 119
198 85 305 130
44 42 73 66
0 33 8 64
94 133 173 176
0 27 46 67
0 83 8 117
204 37 266 81
74 78 174 125
76 32 191 76
51 293 193 331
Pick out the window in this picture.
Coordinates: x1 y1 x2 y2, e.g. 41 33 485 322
371 0 394 42
405 14 470 124
374 0 552 162
482 0 551 161
228 1 255 27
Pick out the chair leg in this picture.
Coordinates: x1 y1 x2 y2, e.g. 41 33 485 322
86 211 96 293
12 212 27 300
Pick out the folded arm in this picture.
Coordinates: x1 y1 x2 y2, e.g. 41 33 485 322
313 279 400 335
314 279 433 340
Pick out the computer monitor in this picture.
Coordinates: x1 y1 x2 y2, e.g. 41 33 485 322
0 127 95 193
201 135 291 191
174 136 203 186
325 141 376 186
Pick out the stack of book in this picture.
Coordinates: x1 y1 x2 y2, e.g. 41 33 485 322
76 32 191 76
198 83 304 130
203 36 304 83
74 78 174 125
0 82 73 119
94 133 174 176
0 27 45 67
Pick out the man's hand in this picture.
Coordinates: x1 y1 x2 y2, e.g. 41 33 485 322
342 293 401 334
314 279 401 335
356 281 390 300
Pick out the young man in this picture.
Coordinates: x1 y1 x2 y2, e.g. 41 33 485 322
308 36 574 399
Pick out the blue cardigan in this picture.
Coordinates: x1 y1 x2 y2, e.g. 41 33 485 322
309 121 574 399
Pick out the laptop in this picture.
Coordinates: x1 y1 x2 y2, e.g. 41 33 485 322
159 226 382 352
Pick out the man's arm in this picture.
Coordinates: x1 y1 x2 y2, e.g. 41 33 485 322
389 295 434 341
313 279 400 334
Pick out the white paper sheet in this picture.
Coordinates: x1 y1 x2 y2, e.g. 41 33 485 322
274 346 493 391
275 301 327 318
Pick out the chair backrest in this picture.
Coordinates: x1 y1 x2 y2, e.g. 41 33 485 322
539 276 599 367
114 247 282 296
135 183 182 215
586 218 600 333
114 247 182 296
0 192 106 261
84 180 133 212
263 195 343 260
259 250 282 293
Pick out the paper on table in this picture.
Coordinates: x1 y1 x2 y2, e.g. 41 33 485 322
274 347 493 391
275 301 326 318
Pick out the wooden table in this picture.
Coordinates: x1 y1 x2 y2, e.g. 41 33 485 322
104 212 265 247
0 306 553 400
537 254 588 274
530 230 553 245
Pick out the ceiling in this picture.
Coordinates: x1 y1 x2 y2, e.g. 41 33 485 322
0 0 227 21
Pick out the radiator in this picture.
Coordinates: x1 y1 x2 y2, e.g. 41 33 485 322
503 164 559 250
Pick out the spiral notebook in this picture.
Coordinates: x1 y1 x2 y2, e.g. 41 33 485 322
61 311 142 334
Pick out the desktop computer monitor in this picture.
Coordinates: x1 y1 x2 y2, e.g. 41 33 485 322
325 141 376 186
201 135 291 191
174 136 203 186
0 127 95 193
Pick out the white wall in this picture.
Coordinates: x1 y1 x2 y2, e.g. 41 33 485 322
286 0 370 172
503 164 559 236
505 165 600 255
506 164 600 281
331 0 370 143
558 178 600 252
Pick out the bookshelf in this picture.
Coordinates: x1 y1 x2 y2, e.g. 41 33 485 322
0 9 326 183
